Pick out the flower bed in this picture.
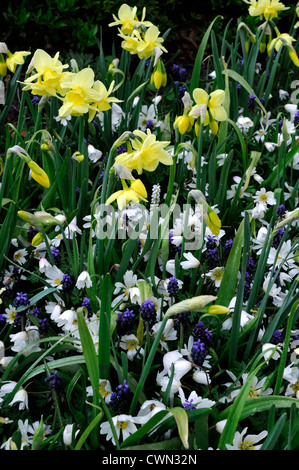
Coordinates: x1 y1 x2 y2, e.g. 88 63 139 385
0 1 298 451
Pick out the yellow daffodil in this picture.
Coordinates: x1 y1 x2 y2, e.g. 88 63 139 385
174 114 194 135
189 88 227 136
174 91 194 135
243 0 289 20
88 80 123 122
114 129 172 174
268 33 295 53
135 25 168 60
243 0 266 18
22 49 69 97
150 58 167 90
119 25 167 60
268 32 299 67
105 178 148 210
6 50 31 73
109 3 152 35
28 161 50 188
262 0 289 20
58 68 101 118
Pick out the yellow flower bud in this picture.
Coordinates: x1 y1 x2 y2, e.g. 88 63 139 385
31 232 43 246
40 143 49 151
206 209 221 236
72 151 85 162
289 49 299 67
28 160 43 175
208 305 230 315
18 210 36 225
166 295 217 317
150 58 167 90
260 41 266 53
174 114 194 135
209 119 218 136
28 161 50 188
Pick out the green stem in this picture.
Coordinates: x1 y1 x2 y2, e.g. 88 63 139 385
274 299 299 395
129 310 174 415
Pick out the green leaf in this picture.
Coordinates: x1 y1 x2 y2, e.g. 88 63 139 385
190 16 223 94
74 408 104 450
77 308 100 448
98 273 112 379
218 395 299 423
77 310 99 397
217 355 267 450
167 407 189 449
120 409 170 448
223 68 267 117
31 415 44 450
261 413 287 450
217 217 245 307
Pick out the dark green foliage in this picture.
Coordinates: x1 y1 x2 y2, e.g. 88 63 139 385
2 0 249 55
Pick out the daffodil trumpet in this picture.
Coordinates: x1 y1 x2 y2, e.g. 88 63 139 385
105 178 148 210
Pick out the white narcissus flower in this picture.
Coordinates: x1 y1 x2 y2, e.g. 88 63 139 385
13 248 27 265
284 103 298 122
119 334 144 360
88 144 103 162
206 266 225 287
45 265 65 289
178 388 215 411
236 115 254 134
86 379 112 403
221 296 255 331
100 414 142 446
56 309 78 334
262 343 282 362
226 427 268 450
76 270 92 289
9 389 29 410
63 423 79 446
192 369 210 386
64 216 82 239
137 400 167 420
0 382 29 410
54 114 71 126
112 270 140 307
283 364 299 398
9 327 41 356
151 319 177 351
39 257 51 273
279 89 289 100
180 252 200 270
252 188 276 208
